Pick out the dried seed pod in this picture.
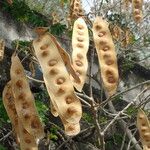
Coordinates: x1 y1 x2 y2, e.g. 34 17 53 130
2 81 19 141
93 17 119 97
71 17 89 92
0 39 5 61
18 118 38 150
34 27 49 36
33 33 82 124
132 0 143 23
52 12 60 25
50 101 59 117
137 109 150 150
50 34 80 83
10 55 44 139
124 0 130 8
61 116 80 136
68 0 84 26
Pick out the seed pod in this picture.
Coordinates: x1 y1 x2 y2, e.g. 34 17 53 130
18 118 38 150
10 54 44 139
47 78 80 136
124 0 130 8
50 34 80 83
92 17 119 97
137 109 150 150
68 0 84 25
2 81 19 141
132 0 143 23
33 33 82 124
61 116 80 136
3 81 38 149
0 39 5 61
52 12 60 25
71 17 89 92
50 100 59 117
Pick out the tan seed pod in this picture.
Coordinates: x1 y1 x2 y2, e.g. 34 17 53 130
0 39 5 61
133 9 143 23
33 33 82 124
61 116 80 136
50 100 59 117
124 0 130 8
71 17 89 92
18 118 38 150
34 27 49 36
10 54 44 139
2 81 19 142
92 17 119 97
137 109 150 149
47 83 80 136
50 34 80 83
68 0 84 24
132 0 143 23
52 12 60 25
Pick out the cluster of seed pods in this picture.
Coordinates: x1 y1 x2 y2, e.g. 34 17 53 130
0 39 5 61
132 0 143 22
3 82 39 150
10 55 44 140
71 17 89 92
92 17 119 97
33 33 82 135
72 0 83 18
137 109 150 150
68 0 83 25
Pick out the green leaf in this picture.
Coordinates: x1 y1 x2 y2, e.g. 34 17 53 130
0 144 7 150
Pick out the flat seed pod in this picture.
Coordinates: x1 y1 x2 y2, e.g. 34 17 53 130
71 17 89 92
124 0 130 8
33 33 82 124
92 17 119 97
132 0 143 23
18 118 38 150
0 39 5 61
10 55 44 139
137 109 150 149
45 78 80 136
50 34 80 83
2 81 19 141
50 100 59 117
61 116 80 136
68 0 83 23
